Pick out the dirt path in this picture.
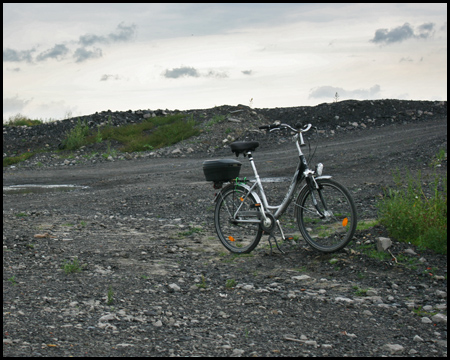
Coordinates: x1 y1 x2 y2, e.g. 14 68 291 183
3 118 447 187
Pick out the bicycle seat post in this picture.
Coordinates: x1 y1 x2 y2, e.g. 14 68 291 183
246 150 262 187
246 150 268 222
246 149 254 168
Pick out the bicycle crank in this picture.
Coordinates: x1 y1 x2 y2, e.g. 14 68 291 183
260 212 276 233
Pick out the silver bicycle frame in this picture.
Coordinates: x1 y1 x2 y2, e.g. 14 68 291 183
243 128 311 220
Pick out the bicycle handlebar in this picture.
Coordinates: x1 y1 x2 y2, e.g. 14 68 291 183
259 123 312 133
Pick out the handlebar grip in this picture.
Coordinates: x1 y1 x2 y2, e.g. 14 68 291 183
259 124 280 130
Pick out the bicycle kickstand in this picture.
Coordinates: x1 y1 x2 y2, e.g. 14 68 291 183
267 233 286 255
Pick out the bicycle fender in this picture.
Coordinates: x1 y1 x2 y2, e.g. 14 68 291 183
214 183 263 205
298 175 333 192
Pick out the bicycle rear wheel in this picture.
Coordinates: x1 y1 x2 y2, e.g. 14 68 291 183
295 178 357 252
214 184 263 254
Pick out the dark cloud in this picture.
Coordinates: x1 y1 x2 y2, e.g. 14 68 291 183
4 23 136 66
371 23 414 44
309 85 381 100
163 66 230 79
242 70 253 75
74 22 135 63
416 22 435 39
36 44 69 62
164 67 200 78
78 22 136 46
370 22 435 44
3 48 35 63
78 34 106 46
109 22 137 42
73 47 102 63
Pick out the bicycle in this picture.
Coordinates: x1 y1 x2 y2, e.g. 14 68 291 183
204 122 357 254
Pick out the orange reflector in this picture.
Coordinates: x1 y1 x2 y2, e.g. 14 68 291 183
240 197 244 202
342 218 348 227
228 236 235 242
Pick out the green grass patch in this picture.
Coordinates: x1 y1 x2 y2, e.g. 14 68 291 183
206 114 226 127
225 278 237 289
4 113 201 167
3 152 34 167
85 114 200 153
8 275 18 286
357 243 391 260
62 257 83 274
412 305 438 318
377 168 447 254
178 227 203 237
4 113 43 127
353 286 368 296
356 219 379 231
107 286 114 305
196 275 207 289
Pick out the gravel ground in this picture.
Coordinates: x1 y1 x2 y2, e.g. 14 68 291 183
3 100 447 356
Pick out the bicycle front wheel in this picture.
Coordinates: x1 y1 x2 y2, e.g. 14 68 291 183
214 184 263 254
295 178 357 252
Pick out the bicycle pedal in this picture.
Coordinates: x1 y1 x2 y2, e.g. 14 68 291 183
284 235 295 241
250 203 261 209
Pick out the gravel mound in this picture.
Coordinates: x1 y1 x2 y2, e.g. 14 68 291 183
3 99 447 168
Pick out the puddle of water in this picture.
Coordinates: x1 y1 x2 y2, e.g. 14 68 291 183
3 184 89 195
248 177 291 183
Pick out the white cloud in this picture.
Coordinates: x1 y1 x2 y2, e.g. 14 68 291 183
73 47 103 63
370 22 435 44
36 44 70 62
78 22 137 46
163 66 200 78
3 48 35 63
3 95 32 115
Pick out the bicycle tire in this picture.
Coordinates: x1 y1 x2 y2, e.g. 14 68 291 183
214 184 263 254
295 178 357 252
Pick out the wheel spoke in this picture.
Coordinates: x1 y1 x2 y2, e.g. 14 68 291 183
214 185 262 254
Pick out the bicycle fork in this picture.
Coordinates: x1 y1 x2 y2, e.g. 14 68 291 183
305 175 328 219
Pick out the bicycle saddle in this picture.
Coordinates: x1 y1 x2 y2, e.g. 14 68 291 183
230 141 259 157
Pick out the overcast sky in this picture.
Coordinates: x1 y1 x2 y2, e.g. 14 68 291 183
3 3 447 121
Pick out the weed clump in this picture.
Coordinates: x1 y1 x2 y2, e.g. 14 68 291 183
61 119 90 150
377 168 447 254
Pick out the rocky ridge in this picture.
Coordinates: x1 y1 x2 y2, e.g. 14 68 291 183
3 99 447 169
